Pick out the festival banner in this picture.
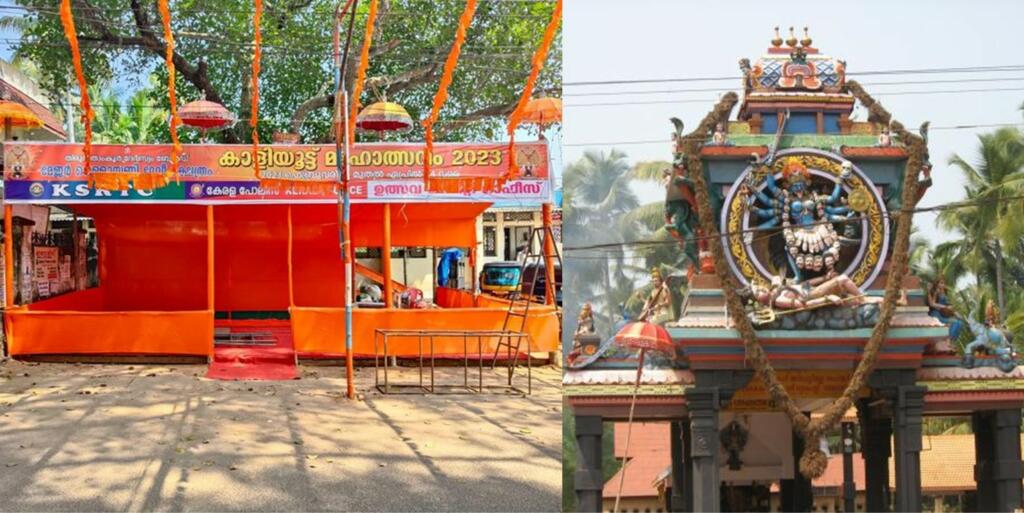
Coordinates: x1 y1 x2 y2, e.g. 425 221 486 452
3 141 551 204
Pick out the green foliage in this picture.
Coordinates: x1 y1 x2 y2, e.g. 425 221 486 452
6 0 560 144
89 80 168 144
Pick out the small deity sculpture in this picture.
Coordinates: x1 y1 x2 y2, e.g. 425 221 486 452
575 302 595 336
962 300 1017 372
743 159 852 282
568 303 600 366
738 58 754 94
877 125 892 147
711 123 728 145
641 268 674 325
927 277 964 340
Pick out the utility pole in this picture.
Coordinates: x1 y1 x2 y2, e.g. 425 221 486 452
65 80 75 143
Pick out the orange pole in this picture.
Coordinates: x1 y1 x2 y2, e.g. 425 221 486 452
469 246 477 294
287 205 295 308
542 203 557 305
207 205 215 354
4 205 13 308
382 204 393 308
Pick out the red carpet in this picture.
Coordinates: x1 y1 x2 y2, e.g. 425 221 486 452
207 321 299 381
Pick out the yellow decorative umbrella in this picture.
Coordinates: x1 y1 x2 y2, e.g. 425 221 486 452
0 100 43 139
356 101 413 134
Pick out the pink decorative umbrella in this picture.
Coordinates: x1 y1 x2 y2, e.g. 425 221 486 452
178 99 236 141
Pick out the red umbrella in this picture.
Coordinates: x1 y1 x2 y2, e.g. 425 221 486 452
178 99 236 140
611 317 675 513
615 321 674 354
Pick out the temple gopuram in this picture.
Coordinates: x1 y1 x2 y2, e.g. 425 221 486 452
566 30 1024 513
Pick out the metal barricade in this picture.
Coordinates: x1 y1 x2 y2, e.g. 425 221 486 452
373 329 532 395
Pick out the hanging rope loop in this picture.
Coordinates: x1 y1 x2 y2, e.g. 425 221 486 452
683 83 926 479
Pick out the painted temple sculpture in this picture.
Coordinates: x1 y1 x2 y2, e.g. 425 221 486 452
566 30 1024 513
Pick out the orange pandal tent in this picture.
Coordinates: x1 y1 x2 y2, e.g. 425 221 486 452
507 0 561 181
58 0 93 179
422 0 477 193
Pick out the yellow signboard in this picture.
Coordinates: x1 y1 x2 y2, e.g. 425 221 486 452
729 370 868 411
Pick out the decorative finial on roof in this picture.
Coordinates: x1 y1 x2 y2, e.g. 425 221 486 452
771 26 783 48
800 26 812 48
785 26 798 48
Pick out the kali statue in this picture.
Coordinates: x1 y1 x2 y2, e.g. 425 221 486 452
743 158 853 282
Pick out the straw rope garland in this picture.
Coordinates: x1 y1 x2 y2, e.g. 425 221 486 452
422 0 477 192
505 0 561 192
58 0 93 179
684 83 926 479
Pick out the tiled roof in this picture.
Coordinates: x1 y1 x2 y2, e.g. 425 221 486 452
603 430 1011 499
602 423 671 499
0 79 65 138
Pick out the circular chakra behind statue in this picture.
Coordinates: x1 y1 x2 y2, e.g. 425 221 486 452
721 149 889 288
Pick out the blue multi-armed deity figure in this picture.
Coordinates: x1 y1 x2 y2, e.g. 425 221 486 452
961 300 1017 373
743 158 852 282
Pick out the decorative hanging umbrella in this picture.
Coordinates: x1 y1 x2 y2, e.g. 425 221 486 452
178 99 236 141
519 96 561 127
611 293 675 513
356 100 413 136
0 100 43 140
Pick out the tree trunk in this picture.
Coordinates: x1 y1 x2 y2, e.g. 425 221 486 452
603 257 614 329
996 240 1006 315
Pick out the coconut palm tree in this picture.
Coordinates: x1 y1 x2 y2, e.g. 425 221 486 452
90 86 168 144
563 149 640 335
939 127 1024 312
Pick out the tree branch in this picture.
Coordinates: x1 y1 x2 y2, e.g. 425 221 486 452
73 0 238 142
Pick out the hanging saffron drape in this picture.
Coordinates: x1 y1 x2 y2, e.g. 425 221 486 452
158 0 181 185
507 0 561 182
91 0 180 191
348 0 379 146
58 0 93 179
422 0 477 192
251 0 263 181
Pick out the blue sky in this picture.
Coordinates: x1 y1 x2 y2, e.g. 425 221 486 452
564 0 1024 245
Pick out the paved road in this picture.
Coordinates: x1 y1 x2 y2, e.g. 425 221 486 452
0 360 562 512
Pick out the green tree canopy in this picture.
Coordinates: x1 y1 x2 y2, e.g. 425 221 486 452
5 0 560 144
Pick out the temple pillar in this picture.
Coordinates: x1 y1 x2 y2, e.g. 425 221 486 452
574 415 604 513
973 412 994 512
973 410 1023 512
780 420 813 512
891 384 925 512
686 387 720 513
858 399 891 512
670 421 685 512
686 370 752 513
682 419 694 512
841 421 857 513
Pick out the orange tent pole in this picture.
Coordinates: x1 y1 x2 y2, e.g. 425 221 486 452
207 205 215 354
382 204 393 308
287 204 295 308
469 246 477 294
4 205 13 308
542 203 556 305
